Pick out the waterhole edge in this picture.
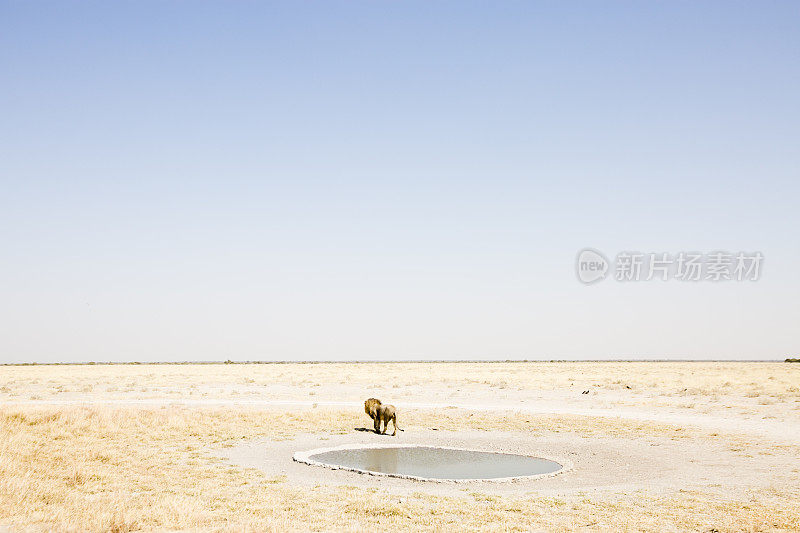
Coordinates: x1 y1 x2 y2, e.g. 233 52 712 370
293 443 572 483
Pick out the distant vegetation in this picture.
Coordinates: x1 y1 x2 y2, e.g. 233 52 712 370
786 358 800 363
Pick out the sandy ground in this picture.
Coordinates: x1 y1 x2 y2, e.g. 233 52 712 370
216 427 799 500
1 362 799 531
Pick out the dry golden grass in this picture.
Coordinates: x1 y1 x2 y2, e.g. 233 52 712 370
0 404 798 532
1 362 799 531
1 361 798 404
4 362 799 447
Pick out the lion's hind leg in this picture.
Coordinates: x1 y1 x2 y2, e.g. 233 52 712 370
391 414 397 436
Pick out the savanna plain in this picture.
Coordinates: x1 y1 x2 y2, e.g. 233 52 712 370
1 362 798 532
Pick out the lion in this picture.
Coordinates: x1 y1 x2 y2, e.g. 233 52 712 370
364 397 401 436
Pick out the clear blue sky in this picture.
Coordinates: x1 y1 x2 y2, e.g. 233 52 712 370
1 2 798 362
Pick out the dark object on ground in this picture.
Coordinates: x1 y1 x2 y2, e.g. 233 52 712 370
786 358 800 363
581 390 589 394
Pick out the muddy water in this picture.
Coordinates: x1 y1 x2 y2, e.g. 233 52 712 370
307 446 562 480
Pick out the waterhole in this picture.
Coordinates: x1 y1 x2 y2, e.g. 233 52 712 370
294 445 564 481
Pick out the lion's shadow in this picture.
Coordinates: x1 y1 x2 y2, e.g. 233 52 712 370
353 427 391 435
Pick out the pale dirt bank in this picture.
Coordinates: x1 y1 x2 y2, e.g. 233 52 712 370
215 428 799 500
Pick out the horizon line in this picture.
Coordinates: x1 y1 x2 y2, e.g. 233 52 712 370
1 358 792 366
